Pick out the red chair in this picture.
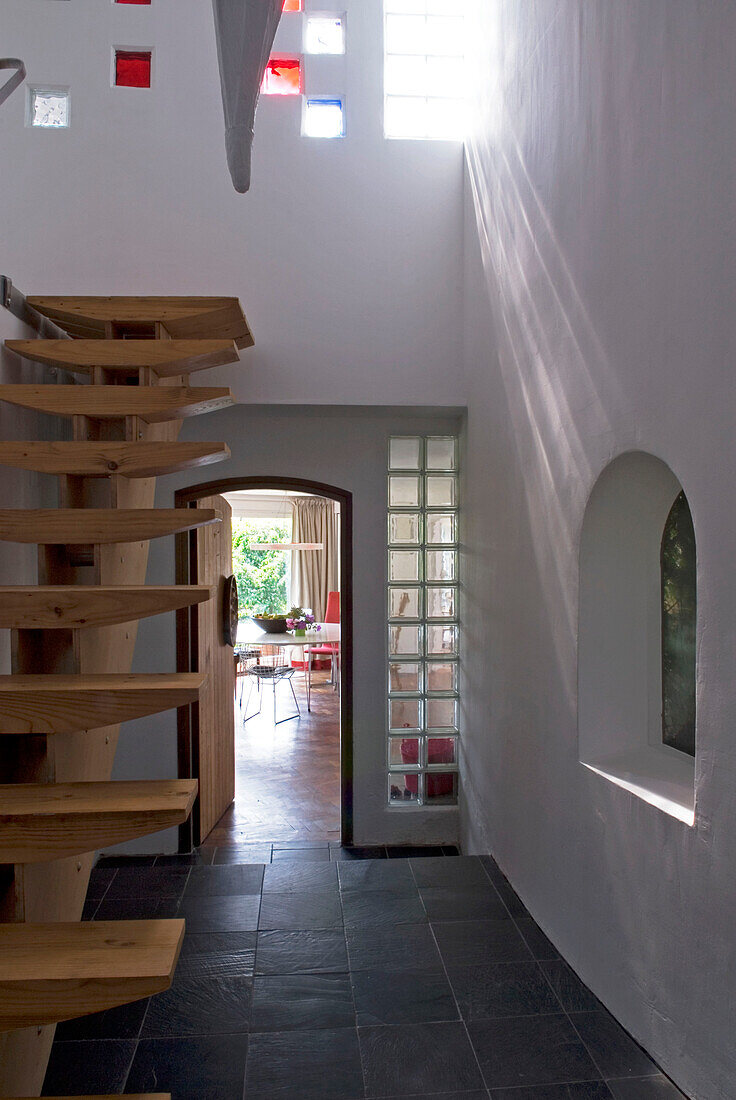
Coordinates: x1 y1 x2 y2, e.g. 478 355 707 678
400 737 456 799
305 590 340 688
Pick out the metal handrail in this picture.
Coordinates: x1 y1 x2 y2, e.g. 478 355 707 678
1 277 71 340
0 59 25 109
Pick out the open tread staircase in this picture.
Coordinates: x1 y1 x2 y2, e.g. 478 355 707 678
6 338 239 377
0 440 231 478
0 385 233 422
0 585 213 629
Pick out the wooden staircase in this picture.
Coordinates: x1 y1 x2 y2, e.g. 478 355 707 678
0 295 249 1095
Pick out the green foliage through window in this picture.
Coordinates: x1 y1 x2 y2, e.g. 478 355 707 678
661 491 696 757
232 518 291 617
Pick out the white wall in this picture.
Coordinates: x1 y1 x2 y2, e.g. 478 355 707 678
462 2 736 1096
1 0 464 406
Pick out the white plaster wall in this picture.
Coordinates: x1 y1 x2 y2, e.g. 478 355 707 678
1 0 464 406
461 2 736 1096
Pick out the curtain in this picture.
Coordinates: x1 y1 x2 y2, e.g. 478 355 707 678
290 498 338 622
212 0 283 193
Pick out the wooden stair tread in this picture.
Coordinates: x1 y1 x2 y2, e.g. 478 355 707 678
0 779 197 863
28 296 254 349
0 385 233 423
0 440 230 477
7 1095 170 1099
0 672 205 735
0 508 218 544
5 338 239 377
0 919 184 1030
0 585 214 629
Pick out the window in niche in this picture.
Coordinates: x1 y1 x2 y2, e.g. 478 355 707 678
114 50 152 88
661 491 696 757
306 14 346 55
261 57 302 96
303 97 345 138
29 87 69 128
283 0 302 10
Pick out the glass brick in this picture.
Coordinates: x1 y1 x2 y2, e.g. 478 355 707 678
262 57 302 96
426 659 457 693
385 14 427 54
389 623 422 658
426 15 465 55
389 772 420 804
426 549 456 582
306 15 345 54
385 95 427 138
389 586 422 620
389 513 421 546
389 660 422 694
389 436 422 469
426 96 465 140
426 55 465 98
425 772 457 804
389 474 421 508
29 88 69 128
390 696 422 732
385 54 427 97
425 512 456 545
283 0 302 11
385 0 426 12
304 98 345 138
389 550 421 582
426 586 456 620
389 735 421 768
115 50 151 88
426 474 456 508
426 696 457 730
427 735 457 765
426 436 457 471
426 623 458 657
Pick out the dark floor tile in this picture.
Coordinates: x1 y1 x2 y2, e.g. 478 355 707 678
185 863 264 897
338 858 417 893
386 845 447 858
245 1026 364 1099
411 855 490 889
82 898 98 920
421 884 509 922
516 917 561 960
251 973 355 1031
55 996 149 1041
179 931 257 974
256 929 348 974
433 919 534 967
93 895 181 921
271 847 331 861
86 866 116 900
490 1084 614 1099
142 973 252 1037
494 878 529 917
479 853 507 884
353 967 458 1025
347 923 443 971
607 1077 686 1099
177 893 261 932
104 864 190 900
441 845 461 855
384 1094 487 1100
259 887 343 930
42 1039 135 1094
342 888 427 929
273 840 331 849
214 846 273 864
449 961 560 1021
332 845 388 860
541 959 603 1012
125 1033 248 1099
360 1020 485 1096
263 860 338 893
96 854 157 868
155 849 215 866
469 1013 600 1089
571 1012 660 1079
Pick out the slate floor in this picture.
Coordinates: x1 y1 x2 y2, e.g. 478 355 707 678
44 852 687 1100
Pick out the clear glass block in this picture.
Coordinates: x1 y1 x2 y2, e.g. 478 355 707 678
389 586 422 620
30 88 70 128
385 54 428 97
385 13 427 54
426 55 465 99
426 549 456 582
389 696 422 732
426 474 456 508
389 474 421 508
389 512 421 545
426 436 457 471
426 623 458 657
426 96 465 140
303 97 345 138
426 585 456 620
389 735 421 768
389 550 421 582
426 15 465 56
389 623 422 658
385 94 428 138
427 734 457 765
426 696 457 730
389 772 421 804
389 436 422 469
425 512 456 545
305 14 345 54
425 772 457 804
426 659 457 693
385 0 426 12
389 660 422 694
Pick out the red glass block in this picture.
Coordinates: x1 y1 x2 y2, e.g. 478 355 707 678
261 57 302 96
115 50 152 88
283 0 302 11
116 1 151 5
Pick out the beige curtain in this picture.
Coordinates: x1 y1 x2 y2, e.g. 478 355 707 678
290 498 338 622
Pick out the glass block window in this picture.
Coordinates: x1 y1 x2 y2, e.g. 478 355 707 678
387 435 459 806
262 57 303 96
283 0 302 10
114 50 152 88
29 88 69 128
304 97 345 138
384 0 466 140
661 491 696 757
306 14 346 55
116 0 151 5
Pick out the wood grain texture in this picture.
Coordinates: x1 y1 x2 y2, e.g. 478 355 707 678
0 586 214 629
0 386 233 423
0 508 218 544
0 780 197 863
0 673 205 734
0 441 230 478
7 1095 170 1099
0 919 184 1030
5 339 238 377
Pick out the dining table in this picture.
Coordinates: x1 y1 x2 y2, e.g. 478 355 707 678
236 621 340 712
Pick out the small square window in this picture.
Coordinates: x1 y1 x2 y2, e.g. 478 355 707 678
304 97 345 138
29 87 69 128
262 57 302 96
306 14 346 55
283 0 302 10
115 50 152 88
116 0 151 5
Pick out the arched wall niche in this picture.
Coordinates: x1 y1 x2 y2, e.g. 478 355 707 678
578 451 696 825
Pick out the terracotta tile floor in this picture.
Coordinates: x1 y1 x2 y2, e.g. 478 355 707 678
203 669 342 849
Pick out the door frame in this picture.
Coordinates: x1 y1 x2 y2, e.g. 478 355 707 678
175 475 354 849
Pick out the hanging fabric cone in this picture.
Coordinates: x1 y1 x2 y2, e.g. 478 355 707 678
212 0 283 193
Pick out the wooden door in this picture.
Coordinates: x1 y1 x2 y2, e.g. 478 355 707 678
191 494 235 842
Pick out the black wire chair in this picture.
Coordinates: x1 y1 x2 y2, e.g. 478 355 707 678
240 646 300 725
